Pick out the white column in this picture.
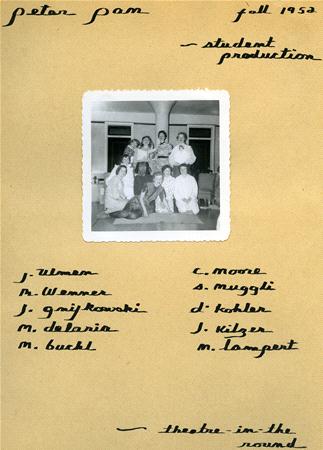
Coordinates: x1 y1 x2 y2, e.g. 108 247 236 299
149 101 176 144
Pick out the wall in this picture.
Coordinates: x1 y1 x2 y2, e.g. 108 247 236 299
91 123 106 174
133 124 155 144
170 114 219 126
91 112 219 175
92 111 155 123
169 125 186 145
91 123 156 175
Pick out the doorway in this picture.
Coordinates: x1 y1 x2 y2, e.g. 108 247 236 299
187 125 215 178
106 123 133 171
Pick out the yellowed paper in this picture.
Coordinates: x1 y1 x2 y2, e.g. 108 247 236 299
2 1 322 449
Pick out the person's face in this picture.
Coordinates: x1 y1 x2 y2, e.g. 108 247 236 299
153 175 163 187
163 167 171 177
132 140 138 148
180 166 188 176
119 167 127 178
158 133 166 143
177 134 185 145
122 156 129 165
142 137 150 146
138 163 147 175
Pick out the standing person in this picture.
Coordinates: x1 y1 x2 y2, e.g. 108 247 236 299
123 138 140 165
106 155 134 199
162 165 175 213
104 165 128 213
110 172 169 219
133 161 153 195
174 164 199 215
169 132 196 177
155 130 173 171
133 136 155 169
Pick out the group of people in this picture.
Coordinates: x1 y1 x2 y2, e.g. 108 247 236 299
104 131 199 219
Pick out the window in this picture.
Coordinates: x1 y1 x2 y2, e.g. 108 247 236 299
189 127 212 138
106 123 133 171
108 125 132 136
187 125 215 173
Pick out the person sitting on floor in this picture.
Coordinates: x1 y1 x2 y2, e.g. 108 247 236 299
162 165 175 213
174 164 199 215
110 172 170 219
106 155 134 199
148 172 170 214
133 161 153 195
104 165 128 214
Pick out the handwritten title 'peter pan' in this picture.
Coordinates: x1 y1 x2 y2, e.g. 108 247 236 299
2 4 149 27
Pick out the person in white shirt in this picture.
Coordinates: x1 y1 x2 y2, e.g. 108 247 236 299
174 164 199 215
169 132 196 177
161 165 175 212
105 165 128 213
133 136 156 170
106 155 134 199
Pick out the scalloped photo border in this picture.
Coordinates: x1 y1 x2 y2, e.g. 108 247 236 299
82 90 230 242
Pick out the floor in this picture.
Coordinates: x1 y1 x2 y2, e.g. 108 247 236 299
91 202 220 232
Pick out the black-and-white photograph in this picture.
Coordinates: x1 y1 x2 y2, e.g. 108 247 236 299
83 90 230 241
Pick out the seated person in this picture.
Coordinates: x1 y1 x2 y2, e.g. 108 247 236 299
106 155 134 199
169 132 196 177
110 172 170 219
174 164 199 215
104 165 128 213
147 172 170 214
134 161 153 195
162 165 175 213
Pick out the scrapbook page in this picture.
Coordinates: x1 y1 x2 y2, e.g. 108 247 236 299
2 1 322 449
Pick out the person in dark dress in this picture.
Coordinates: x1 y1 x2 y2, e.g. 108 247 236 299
110 172 168 219
123 138 140 161
133 161 153 195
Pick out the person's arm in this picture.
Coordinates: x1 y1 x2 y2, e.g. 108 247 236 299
133 149 139 166
174 178 181 200
170 178 176 196
169 148 176 166
187 146 196 165
148 147 157 160
108 178 120 200
106 165 117 184
139 191 148 216
161 188 171 212
148 185 164 203
191 176 198 198
117 179 127 199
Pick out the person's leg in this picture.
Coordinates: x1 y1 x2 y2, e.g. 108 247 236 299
167 197 174 213
109 199 132 218
128 210 143 219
